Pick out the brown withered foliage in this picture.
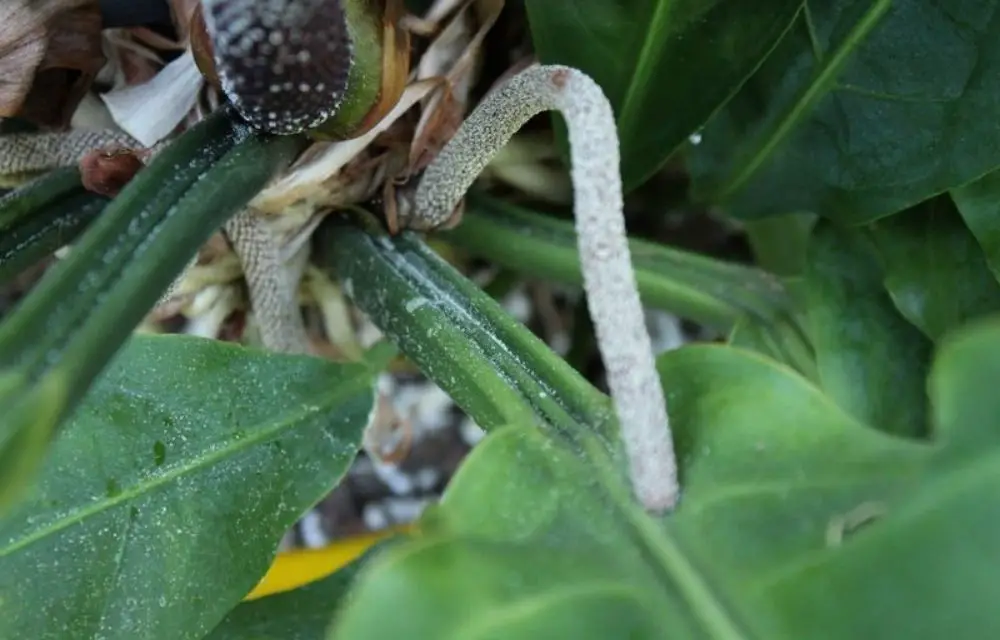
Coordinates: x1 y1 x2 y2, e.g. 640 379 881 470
79 146 145 197
0 0 105 129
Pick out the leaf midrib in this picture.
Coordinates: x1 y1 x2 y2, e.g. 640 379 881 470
752 442 1000 591
716 0 892 200
580 437 752 639
0 374 373 557
450 582 654 638
616 0 676 140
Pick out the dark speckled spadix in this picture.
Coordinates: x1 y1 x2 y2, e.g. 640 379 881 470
201 0 354 135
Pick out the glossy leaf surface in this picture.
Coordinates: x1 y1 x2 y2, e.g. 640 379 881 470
330 316 1000 638
525 0 802 190
0 335 374 640
690 0 1000 224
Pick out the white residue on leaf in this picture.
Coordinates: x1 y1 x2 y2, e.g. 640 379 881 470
405 297 429 313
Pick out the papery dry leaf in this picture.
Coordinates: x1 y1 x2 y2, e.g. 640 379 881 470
216 309 247 343
303 265 365 360
251 80 439 214
185 283 241 339
363 391 414 465
198 231 234 265
344 0 412 138
0 10 47 116
70 92 120 130
119 0 198 52
0 0 105 128
100 50 204 146
128 26 186 52
407 0 503 173
187 4 218 86
168 0 202 43
402 0 468 35
117 47 161 86
101 30 164 87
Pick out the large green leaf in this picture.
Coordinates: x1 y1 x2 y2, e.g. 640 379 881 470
690 0 1000 224
868 195 1000 340
330 425 743 638
0 115 305 511
524 0 803 190
743 212 816 277
329 314 1000 638
951 166 1000 282
0 335 375 640
761 320 1000 638
805 222 931 437
727 276 816 380
661 325 1000 639
327 346 923 638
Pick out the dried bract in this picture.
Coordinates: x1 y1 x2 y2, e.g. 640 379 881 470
0 0 105 128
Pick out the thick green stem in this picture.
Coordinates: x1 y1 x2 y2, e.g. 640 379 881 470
0 168 109 284
315 216 617 446
449 193 794 332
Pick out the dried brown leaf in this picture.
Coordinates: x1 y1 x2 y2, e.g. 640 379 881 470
407 0 503 173
79 146 144 197
345 0 412 138
0 0 104 127
402 0 468 34
251 80 438 214
168 0 202 42
364 392 414 465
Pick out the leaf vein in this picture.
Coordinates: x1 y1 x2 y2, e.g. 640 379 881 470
0 375 370 557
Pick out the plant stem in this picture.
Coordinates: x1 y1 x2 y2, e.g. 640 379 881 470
450 192 794 332
409 64 678 512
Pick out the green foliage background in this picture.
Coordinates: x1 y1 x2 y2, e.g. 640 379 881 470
4 0 1000 638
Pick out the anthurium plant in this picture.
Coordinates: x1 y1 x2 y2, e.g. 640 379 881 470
2 0 1000 638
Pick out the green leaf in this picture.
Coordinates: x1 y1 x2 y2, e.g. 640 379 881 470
329 336 922 638
867 195 1000 340
727 290 816 381
951 166 1000 282
654 347 928 620
805 222 931 437
329 286 1000 639
0 116 305 510
330 425 748 639
0 193 107 285
0 334 375 640
760 319 1000 638
665 320 1000 638
524 0 803 190
743 212 817 277
447 192 796 333
689 0 1000 224
315 215 614 441
210 572 360 640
